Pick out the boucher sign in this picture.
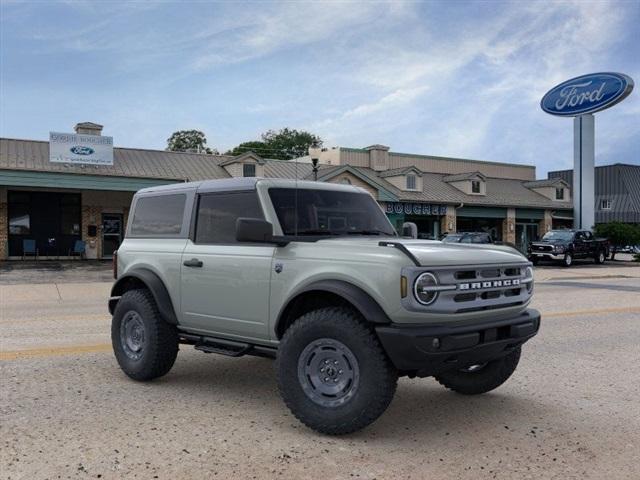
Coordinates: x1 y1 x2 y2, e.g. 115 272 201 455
383 202 447 216
49 132 114 166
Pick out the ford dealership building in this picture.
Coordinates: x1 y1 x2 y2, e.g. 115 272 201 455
5 121 629 261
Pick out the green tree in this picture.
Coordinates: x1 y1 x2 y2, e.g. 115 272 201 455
594 222 640 260
166 130 217 154
226 128 322 160
225 141 268 157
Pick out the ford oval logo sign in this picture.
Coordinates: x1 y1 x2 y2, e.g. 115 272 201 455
541 72 633 116
70 146 95 155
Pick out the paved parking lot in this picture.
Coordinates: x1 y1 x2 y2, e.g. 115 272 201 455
1 262 639 479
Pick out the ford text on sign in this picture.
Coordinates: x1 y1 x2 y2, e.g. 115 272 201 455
49 132 114 166
541 72 634 116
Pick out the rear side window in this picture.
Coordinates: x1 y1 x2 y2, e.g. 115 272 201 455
195 191 263 244
130 194 186 236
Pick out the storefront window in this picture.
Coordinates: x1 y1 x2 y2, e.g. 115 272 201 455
9 207 30 234
8 192 30 234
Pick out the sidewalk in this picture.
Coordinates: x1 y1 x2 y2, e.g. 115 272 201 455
0 260 113 285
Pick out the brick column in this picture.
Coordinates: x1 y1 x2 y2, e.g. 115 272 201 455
502 208 516 244
0 197 7 261
440 205 457 234
82 205 102 259
539 210 552 238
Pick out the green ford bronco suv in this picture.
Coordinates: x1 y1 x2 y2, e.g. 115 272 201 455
109 178 539 435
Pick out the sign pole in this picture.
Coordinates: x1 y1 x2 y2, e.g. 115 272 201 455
573 114 595 229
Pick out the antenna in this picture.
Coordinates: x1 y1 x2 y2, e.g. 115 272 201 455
294 153 299 237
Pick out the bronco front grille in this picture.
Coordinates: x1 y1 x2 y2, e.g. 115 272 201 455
403 263 533 314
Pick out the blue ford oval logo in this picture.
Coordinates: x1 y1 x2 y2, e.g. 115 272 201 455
541 72 633 116
70 146 95 155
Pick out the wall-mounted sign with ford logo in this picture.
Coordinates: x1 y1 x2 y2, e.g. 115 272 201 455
541 72 634 116
50 132 113 165
70 146 95 155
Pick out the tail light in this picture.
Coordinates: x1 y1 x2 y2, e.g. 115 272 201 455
113 250 118 279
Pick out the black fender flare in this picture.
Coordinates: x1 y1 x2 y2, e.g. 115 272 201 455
275 279 391 337
109 269 178 325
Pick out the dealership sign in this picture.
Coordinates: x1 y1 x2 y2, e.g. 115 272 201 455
383 202 447 216
49 132 114 165
540 72 634 117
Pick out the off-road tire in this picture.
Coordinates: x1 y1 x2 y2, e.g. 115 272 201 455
276 307 398 435
435 347 521 395
562 253 573 267
111 289 179 381
594 250 606 264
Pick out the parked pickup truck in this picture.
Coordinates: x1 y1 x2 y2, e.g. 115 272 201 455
528 230 609 267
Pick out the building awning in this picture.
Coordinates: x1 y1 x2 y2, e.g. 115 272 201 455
0 169 179 192
552 213 574 220
457 206 506 218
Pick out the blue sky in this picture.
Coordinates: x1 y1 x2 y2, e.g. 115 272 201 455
1 0 638 176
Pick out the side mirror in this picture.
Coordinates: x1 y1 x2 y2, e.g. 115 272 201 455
236 218 275 243
402 222 418 239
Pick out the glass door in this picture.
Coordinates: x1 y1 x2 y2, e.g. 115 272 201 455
516 223 539 253
102 213 123 259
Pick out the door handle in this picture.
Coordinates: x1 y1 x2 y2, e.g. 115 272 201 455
183 258 203 268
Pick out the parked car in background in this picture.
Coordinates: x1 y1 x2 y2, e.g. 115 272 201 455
528 230 609 267
442 232 494 244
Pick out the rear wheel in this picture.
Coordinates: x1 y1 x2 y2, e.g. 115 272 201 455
435 347 521 395
111 289 179 381
276 307 398 435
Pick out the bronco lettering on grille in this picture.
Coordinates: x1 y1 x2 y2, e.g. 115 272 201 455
458 279 520 290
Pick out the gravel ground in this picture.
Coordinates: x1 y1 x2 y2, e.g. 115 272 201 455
1 265 639 479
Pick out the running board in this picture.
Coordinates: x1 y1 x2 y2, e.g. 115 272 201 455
180 333 277 359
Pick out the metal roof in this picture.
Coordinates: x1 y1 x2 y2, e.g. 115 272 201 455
443 171 486 182
0 137 232 182
549 164 640 222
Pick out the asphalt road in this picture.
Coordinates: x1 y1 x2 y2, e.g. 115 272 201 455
1 264 639 479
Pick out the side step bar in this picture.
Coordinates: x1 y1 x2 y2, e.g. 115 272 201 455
179 333 277 359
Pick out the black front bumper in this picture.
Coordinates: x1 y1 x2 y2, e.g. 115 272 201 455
376 309 540 377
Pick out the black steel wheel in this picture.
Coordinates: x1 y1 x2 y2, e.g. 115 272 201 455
111 289 179 381
277 307 397 435
436 347 521 395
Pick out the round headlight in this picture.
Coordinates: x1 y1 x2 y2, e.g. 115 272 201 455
414 272 439 305
525 266 534 294
556 245 565 253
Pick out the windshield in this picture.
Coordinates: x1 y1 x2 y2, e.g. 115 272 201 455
268 188 396 237
542 231 574 241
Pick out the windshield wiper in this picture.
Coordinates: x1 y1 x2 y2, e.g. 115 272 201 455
346 229 392 236
293 229 340 236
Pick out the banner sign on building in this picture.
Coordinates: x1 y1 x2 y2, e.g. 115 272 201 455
383 202 447 216
49 132 114 166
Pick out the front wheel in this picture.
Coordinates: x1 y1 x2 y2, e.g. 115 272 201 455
276 307 398 435
562 253 573 267
595 250 606 264
435 347 521 395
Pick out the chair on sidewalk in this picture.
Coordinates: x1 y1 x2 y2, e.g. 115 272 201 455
22 239 38 261
68 240 86 260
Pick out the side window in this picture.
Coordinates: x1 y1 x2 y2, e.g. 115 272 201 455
130 194 186 236
195 191 263 244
